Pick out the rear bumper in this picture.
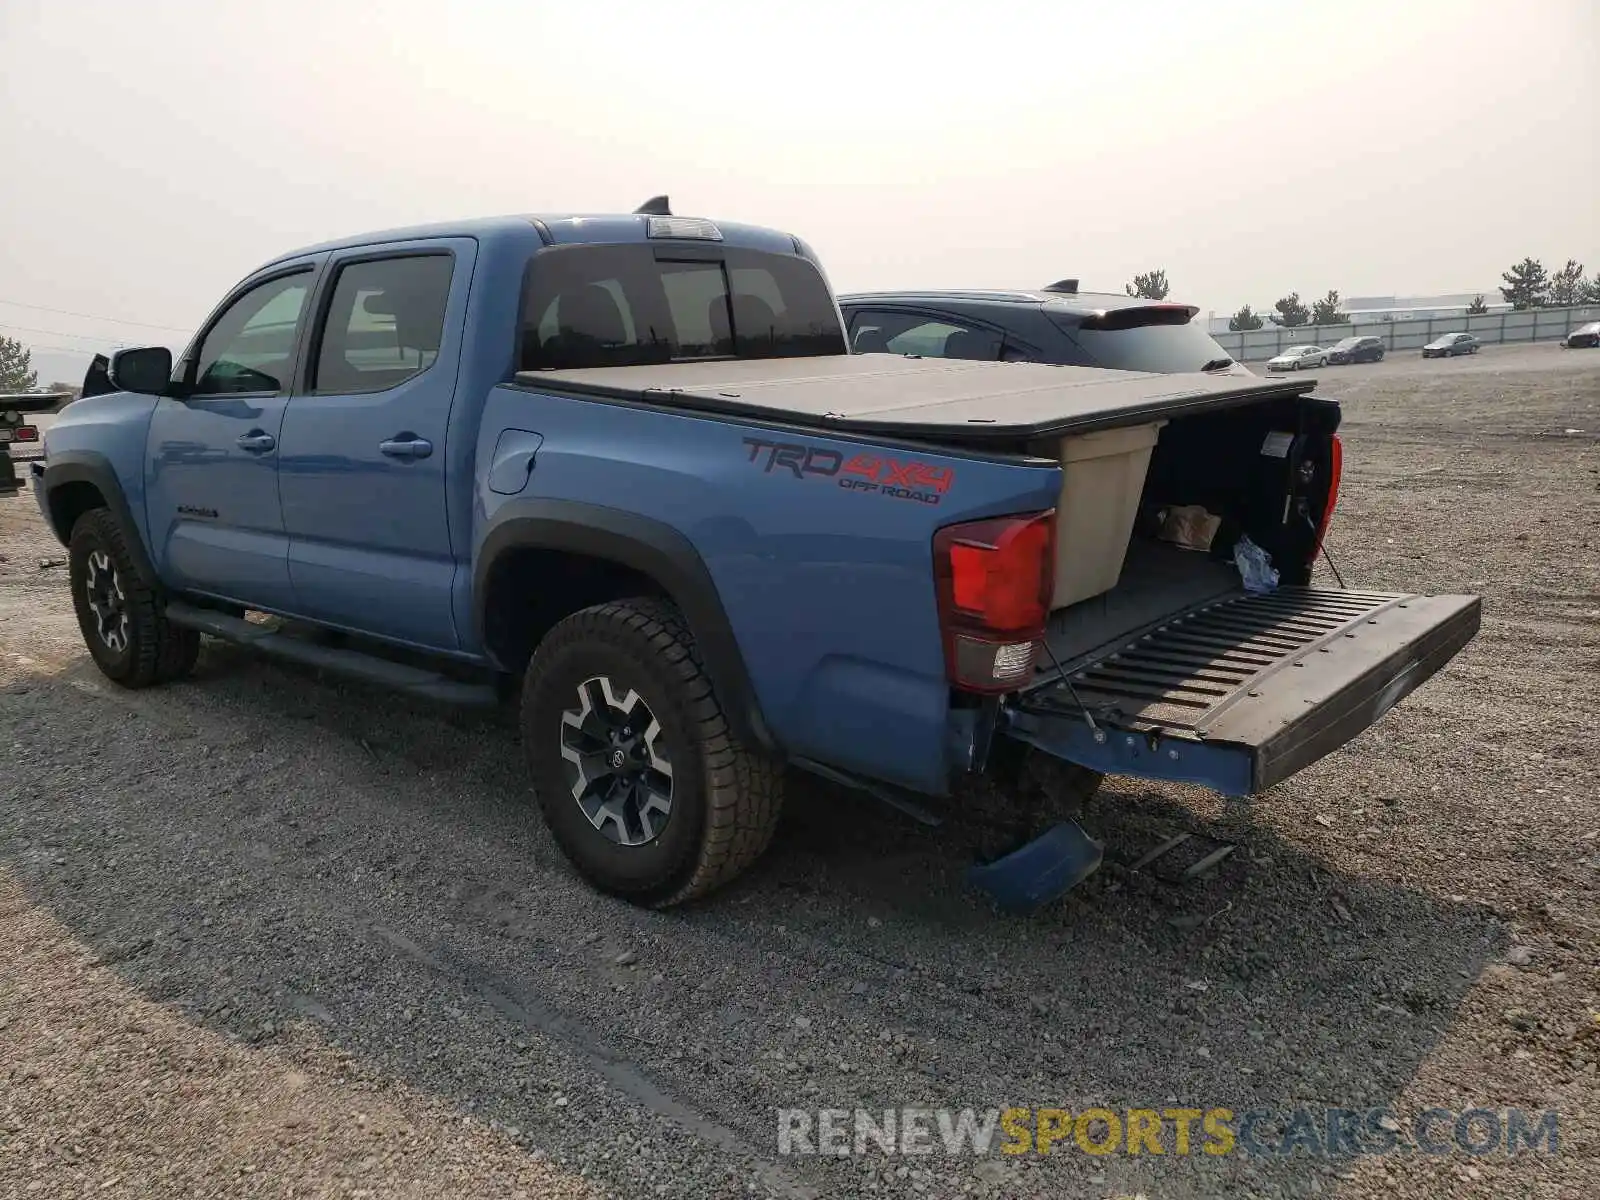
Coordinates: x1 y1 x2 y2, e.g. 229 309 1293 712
1004 588 1481 795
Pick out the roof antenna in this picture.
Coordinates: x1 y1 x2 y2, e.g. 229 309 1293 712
1043 278 1079 294
634 195 672 216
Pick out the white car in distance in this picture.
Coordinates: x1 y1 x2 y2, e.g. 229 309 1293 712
1265 345 1328 372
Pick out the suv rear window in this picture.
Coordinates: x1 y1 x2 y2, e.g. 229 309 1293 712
1047 310 1233 373
520 245 845 369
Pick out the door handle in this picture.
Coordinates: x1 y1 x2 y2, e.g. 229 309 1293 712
236 431 276 453
379 436 433 460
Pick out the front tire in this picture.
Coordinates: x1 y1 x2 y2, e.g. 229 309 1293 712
68 508 199 687
521 597 783 907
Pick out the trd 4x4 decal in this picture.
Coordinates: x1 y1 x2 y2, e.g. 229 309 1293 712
742 437 954 506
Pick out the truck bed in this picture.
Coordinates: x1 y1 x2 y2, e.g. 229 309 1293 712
516 356 1314 442
1039 540 1243 670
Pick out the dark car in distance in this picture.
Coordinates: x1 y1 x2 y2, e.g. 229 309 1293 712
1327 335 1385 365
1421 332 1480 359
837 281 1248 376
1560 321 1600 349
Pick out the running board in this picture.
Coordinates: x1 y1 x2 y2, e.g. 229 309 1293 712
164 602 500 706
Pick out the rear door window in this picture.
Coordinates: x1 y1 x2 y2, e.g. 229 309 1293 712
312 255 455 393
847 310 1003 360
520 245 845 369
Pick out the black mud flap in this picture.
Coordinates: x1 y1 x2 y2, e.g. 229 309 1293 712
1004 588 1481 796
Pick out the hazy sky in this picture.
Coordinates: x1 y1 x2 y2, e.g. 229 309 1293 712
2 0 1596 384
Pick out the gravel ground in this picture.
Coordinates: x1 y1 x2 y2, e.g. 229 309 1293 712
1 344 1596 1199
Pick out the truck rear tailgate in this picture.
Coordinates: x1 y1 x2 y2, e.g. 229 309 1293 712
1005 588 1480 794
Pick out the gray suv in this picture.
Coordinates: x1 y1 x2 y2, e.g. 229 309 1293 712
1327 335 1386 365
838 281 1248 376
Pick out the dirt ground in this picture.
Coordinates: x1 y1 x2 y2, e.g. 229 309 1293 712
1 343 1596 1199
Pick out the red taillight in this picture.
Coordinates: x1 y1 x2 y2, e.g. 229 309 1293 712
933 510 1056 694
1314 434 1342 550
13 425 38 442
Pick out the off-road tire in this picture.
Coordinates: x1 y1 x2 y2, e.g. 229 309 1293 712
68 507 199 687
521 597 782 907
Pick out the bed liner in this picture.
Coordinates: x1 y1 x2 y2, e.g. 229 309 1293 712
514 356 1316 441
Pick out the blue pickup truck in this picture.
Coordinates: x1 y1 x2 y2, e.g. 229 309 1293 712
34 202 1480 910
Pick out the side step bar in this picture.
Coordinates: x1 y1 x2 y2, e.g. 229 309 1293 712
165 602 500 706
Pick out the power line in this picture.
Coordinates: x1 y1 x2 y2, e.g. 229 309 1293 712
15 341 120 356
0 297 192 334
0 322 136 343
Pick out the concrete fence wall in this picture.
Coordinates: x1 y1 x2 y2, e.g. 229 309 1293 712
1212 305 1600 362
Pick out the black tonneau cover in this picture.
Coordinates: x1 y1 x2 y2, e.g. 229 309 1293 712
516 356 1314 441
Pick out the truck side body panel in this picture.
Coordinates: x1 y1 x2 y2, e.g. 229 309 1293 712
33 393 161 550
145 254 328 613
474 385 1061 792
276 237 479 650
444 224 549 648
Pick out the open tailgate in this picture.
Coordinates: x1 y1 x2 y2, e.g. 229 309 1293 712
1004 587 1480 795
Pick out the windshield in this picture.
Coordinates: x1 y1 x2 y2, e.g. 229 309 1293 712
520 244 845 369
1335 338 1362 349
1051 313 1234 373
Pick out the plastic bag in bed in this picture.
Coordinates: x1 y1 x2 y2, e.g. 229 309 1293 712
1232 534 1279 594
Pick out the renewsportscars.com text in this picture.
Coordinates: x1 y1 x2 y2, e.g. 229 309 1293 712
776 1106 1559 1158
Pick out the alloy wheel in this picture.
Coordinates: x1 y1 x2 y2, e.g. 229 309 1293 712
559 675 674 846
85 549 129 654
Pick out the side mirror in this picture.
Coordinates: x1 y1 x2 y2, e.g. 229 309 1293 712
108 346 174 396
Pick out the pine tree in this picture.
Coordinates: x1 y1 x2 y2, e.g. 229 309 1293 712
1498 259 1549 310
1125 270 1171 300
1548 260 1586 307
1310 290 1349 326
0 336 38 392
1271 292 1311 327
1228 305 1264 332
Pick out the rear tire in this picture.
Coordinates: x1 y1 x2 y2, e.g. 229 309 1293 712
521 597 783 906
68 508 199 688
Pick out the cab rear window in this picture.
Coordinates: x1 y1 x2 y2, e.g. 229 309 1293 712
520 245 845 369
